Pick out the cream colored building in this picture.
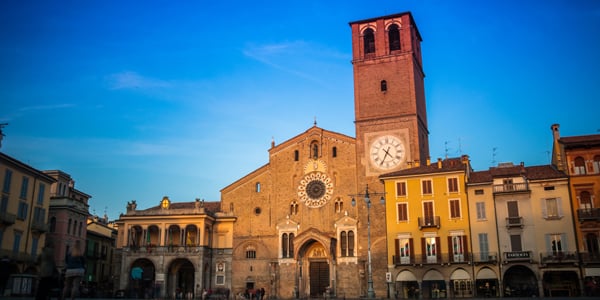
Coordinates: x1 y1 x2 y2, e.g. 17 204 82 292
115 197 235 299
468 163 578 297
466 170 501 297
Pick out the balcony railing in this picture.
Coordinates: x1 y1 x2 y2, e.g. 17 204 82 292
580 252 600 264
0 249 35 263
418 216 440 229
395 250 598 267
472 252 499 264
393 253 471 266
577 208 600 221
392 255 415 266
506 216 524 228
540 251 578 264
0 211 16 225
124 245 204 256
493 183 529 194
504 251 533 263
31 220 48 233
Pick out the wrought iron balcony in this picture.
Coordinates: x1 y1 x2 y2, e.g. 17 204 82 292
505 216 524 228
392 255 415 266
31 220 48 233
504 251 533 263
493 183 529 194
577 208 600 222
418 216 440 229
540 251 578 264
472 252 499 264
0 211 16 225
393 253 472 266
580 252 600 264
0 249 35 263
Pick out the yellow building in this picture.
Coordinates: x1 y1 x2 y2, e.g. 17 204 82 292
0 152 56 296
551 123 600 295
380 156 472 299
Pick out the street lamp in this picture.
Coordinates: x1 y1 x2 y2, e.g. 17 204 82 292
351 184 385 299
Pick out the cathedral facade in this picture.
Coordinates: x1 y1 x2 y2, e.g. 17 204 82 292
222 12 429 299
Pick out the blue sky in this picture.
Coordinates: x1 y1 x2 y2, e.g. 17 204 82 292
1 1 599 220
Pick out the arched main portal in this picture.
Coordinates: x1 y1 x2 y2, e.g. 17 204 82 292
129 258 156 299
167 258 195 299
503 265 538 297
297 239 331 298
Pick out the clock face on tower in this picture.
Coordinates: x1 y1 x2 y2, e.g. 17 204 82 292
370 135 405 170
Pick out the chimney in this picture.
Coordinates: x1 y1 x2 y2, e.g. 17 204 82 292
426 157 431 166
414 160 420 167
461 155 470 165
551 124 560 141
551 123 565 171
437 158 443 169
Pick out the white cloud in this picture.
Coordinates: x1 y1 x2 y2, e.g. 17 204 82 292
242 40 348 85
18 103 75 112
107 71 172 90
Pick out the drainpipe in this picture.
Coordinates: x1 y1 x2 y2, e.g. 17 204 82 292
24 177 38 270
492 187 504 297
565 175 585 296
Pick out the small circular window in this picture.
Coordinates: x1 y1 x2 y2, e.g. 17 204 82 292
254 207 262 215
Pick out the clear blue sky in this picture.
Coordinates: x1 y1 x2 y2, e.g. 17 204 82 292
1 1 599 220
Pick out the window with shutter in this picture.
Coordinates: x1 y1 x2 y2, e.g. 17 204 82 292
476 202 486 220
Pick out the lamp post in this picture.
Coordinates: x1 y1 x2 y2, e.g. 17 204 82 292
351 184 385 299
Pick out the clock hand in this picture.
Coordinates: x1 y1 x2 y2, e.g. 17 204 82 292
380 147 392 165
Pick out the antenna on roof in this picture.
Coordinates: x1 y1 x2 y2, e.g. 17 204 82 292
492 147 498 166
458 137 463 155
0 123 7 149
444 141 449 159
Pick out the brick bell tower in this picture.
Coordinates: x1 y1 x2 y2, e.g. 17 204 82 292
348 12 430 298
350 12 430 182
